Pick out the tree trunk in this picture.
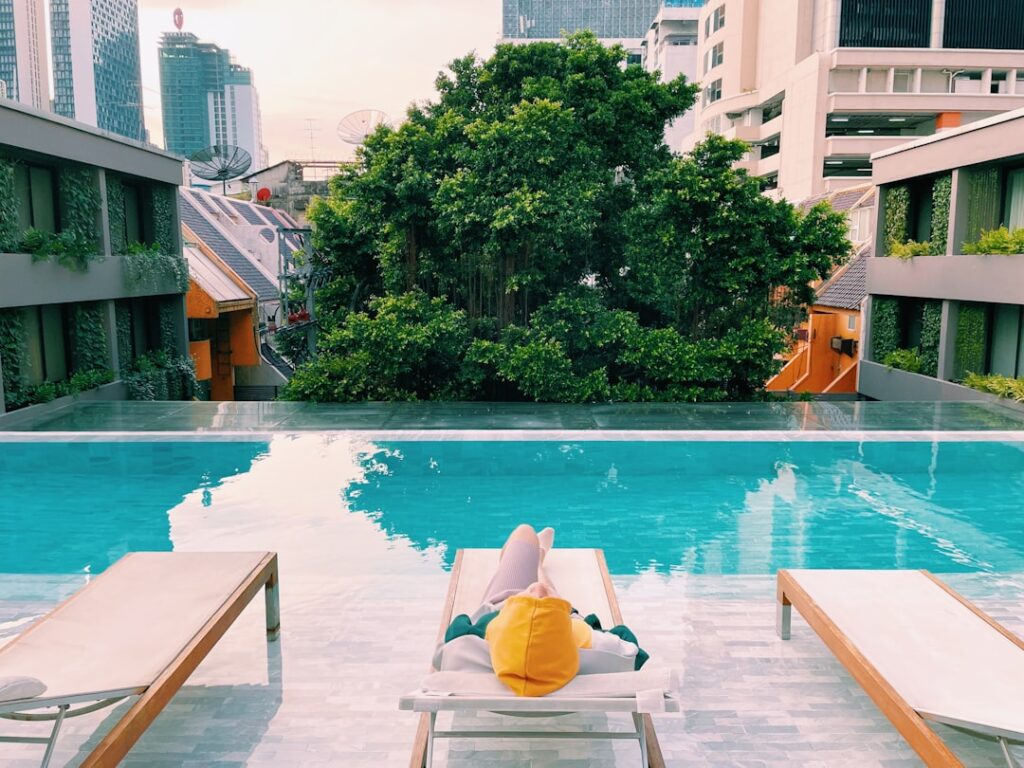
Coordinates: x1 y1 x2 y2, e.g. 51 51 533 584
498 250 516 328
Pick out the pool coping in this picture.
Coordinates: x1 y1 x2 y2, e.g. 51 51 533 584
2 429 1024 441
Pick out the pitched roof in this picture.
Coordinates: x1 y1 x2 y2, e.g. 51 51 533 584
798 184 874 213
185 246 253 305
816 255 868 310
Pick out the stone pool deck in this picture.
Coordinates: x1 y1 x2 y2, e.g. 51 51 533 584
2 569 1022 767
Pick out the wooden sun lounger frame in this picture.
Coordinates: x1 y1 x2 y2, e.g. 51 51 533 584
0 552 280 768
407 549 667 768
776 568 1024 768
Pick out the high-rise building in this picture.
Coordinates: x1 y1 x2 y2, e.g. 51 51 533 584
684 0 1024 202
159 32 268 171
49 0 145 141
641 2 705 150
0 0 50 110
503 0 663 41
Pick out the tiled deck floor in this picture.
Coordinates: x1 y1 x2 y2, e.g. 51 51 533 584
2 568 1022 767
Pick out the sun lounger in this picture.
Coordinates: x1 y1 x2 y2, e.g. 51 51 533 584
0 551 280 768
400 548 679 768
776 569 1024 768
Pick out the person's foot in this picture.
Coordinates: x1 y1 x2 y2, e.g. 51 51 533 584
538 527 555 560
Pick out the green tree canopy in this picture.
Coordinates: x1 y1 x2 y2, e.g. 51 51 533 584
288 32 850 403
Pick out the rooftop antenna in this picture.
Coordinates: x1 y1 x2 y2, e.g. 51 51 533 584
337 109 389 145
189 144 252 194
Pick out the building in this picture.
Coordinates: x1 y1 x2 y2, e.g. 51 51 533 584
641 2 704 150
767 185 874 395
0 101 187 419
49 0 146 141
858 106 1024 404
241 160 350 226
502 0 672 64
0 0 49 110
178 187 308 399
685 0 1024 202
159 32 268 170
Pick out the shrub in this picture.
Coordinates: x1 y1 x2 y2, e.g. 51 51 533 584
962 227 1024 256
963 372 1024 403
883 348 923 374
889 240 933 260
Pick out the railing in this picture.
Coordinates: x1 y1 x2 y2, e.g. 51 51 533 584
663 0 707 7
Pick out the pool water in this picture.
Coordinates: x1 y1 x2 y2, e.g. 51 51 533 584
3 437 1024 577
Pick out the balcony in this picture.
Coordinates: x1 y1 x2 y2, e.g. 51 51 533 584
824 135 915 157
828 91 1024 115
0 252 184 310
867 253 1024 305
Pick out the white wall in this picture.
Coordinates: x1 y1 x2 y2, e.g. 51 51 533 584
68 0 97 125
12 0 49 109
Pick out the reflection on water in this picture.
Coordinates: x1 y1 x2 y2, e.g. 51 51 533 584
4 437 1024 578
347 440 1024 574
0 441 268 574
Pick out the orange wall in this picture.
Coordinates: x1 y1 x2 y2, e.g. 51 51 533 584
186 280 219 320
229 309 260 366
189 340 213 381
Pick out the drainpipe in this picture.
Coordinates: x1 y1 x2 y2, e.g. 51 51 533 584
0 350 6 415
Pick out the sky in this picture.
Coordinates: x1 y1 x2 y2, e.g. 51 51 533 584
137 0 503 163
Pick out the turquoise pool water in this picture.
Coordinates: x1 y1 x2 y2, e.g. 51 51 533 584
3 438 1024 576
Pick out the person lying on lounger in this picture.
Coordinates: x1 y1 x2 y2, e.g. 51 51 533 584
434 524 649 697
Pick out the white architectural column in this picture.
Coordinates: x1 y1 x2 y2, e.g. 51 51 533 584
102 299 120 375
930 0 946 48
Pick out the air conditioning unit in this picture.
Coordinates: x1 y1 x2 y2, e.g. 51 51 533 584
830 336 856 356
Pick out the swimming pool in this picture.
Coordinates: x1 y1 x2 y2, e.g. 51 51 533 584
3 436 1024 578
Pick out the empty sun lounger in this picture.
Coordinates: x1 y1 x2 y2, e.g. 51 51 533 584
400 548 679 768
776 569 1024 768
0 551 280 768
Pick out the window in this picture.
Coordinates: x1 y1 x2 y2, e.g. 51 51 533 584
705 78 722 105
710 42 724 70
14 164 58 233
712 5 725 32
1006 168 1024 231
847 315 858 332
848 207 873 243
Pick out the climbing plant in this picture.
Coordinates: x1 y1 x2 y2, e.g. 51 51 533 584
966 167 1002 244
124 350 195 401
954 302 988 381
157 298 180 354
871 297 902 363
0 308 27 408
115 302 134 376
0 157 18 252
150 185 177 256
106 175 126 256
58 166 100 247
122 242 189 294
929 175 952 256
884 185 910 254
919 300 942 378
68 302 109 374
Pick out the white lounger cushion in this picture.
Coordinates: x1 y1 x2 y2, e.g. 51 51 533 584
419 668 676 701
788 569 1024 739
0 676 45 703
0 552 272 709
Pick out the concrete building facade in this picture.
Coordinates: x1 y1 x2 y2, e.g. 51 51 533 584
685 0 1024 202
159 32 268 170
0 101 187 418
50 0 146 141
641 2 704 149
0 0 49 110
858 106 1024 405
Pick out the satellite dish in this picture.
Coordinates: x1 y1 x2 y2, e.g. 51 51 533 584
189 144 252 194
256 187 272 202
337 109 389 145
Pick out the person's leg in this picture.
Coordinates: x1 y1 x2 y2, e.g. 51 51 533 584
536 527 557 593
482 525 542 605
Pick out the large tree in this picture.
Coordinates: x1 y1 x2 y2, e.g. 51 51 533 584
288 33 850 403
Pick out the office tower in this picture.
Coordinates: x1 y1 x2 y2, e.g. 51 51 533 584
685 0 1024 201
49 0 145 140
0 0 49 109
159 32 267 169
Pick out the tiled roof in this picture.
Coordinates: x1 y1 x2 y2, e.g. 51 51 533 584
798 184 874 213
816 255 868 310
180 192 279 301
830 187 868 212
